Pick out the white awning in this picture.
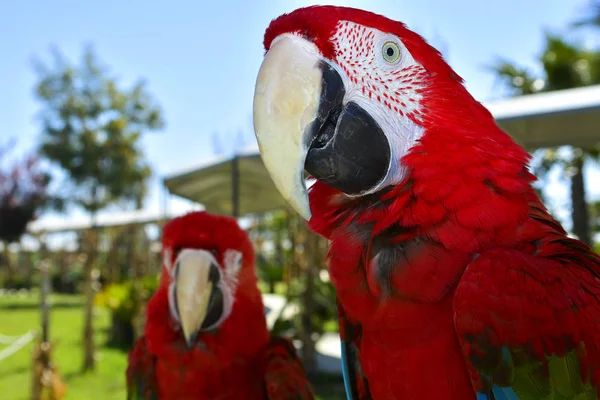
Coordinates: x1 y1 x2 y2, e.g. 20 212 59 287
165 85 600 216
28 208 200 234
488 84 600 149
164 146 288 217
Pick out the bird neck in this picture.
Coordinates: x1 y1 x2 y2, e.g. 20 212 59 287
308 128 536 253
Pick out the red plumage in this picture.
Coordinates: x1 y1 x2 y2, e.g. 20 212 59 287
263 6 600 399
126 211 315 399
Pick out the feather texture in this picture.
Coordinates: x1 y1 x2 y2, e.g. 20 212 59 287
126 336 158 400
264 336 316 400
454 202 600 400
338 301 370 400
126 212 315 399
263 6 600 399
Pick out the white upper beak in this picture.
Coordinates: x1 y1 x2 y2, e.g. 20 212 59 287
173 249 216 347
253 34 325 220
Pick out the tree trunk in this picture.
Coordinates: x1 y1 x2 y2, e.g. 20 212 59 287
105 229 123 284
58 250 69 286
31 240 67 400
125 225 136 279
570 155 591 245
2 244 14 283
82 211 98 372
300 229 318 372
285 210 299 300
128 225 146 340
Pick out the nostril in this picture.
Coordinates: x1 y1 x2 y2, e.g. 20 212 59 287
208 263 220 284
312 108 340 149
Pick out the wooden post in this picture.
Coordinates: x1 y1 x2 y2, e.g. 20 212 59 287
40 260 50 343
129 224 146 342
231 155 240 218
82 224 98 371
31 239 66 400
300 228 318 372
285 210 300 299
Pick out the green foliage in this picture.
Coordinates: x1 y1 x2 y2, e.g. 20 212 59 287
489 33 600 96
541 34 600 90
95 275 159 323
311 277 339 333
257 260 285 293
488 60 540 95
572 1 600 28
270 276 339 338
591 200 600 235
250 211 291 293
51 269 83 294
33 46 164 212
489 30 600 244
0 274 35 290
250 211 339 339
96 275 159 348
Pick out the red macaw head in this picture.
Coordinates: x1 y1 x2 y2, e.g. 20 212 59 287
253 6 526 221
150 211 260 348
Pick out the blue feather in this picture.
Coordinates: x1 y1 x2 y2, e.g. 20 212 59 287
341 340 354 400
477 383 520 400
491 385 520 400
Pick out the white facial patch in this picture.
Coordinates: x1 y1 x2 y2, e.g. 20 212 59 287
331 21 427 194
203 249 243 330
162 247 174 276
223 249 243 286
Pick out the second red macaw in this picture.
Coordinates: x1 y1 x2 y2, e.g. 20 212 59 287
126 211 315 399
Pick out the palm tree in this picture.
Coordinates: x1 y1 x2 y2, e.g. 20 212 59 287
573 1 600 28
489 33 600 245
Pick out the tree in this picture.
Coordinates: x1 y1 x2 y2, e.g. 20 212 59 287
0 140 51 244
591 199 600 236
573 0 600 28
33 46 164 371
489 33 600 245
0 140 51 280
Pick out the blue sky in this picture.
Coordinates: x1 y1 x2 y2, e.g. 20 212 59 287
1 0 598 229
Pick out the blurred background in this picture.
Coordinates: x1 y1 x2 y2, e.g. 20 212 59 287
1 1 599 399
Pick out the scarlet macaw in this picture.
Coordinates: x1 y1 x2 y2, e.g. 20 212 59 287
126 211 315 399
253 6 600 400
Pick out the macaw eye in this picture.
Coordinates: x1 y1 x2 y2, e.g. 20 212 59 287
382 41 400 63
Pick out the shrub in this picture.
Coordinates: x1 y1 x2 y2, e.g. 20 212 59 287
95 275 159 347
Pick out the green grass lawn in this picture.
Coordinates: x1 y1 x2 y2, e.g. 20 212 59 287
0 293 128 400
0 293 345 400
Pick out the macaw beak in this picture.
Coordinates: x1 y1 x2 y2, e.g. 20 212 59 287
172 249 223 347
253 34 391 220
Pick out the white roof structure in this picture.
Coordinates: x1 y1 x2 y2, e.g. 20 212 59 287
164 145 288 217
28 208 200 234
165 85 600 217
489 84 600 149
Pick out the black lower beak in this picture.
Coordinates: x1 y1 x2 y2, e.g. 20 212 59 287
200 285 224 331
303 61 391 196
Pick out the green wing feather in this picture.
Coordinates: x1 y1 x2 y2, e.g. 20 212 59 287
454 247 600 400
